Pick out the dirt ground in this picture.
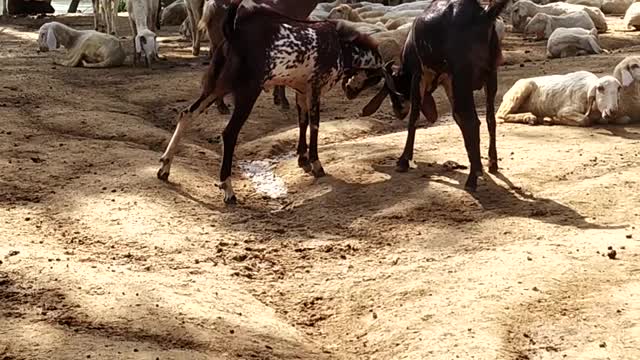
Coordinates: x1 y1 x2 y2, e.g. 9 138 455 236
1 11 640 360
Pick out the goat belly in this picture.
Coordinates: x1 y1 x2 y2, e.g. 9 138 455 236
262 24 323 92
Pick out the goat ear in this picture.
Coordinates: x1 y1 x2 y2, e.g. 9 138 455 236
46 26 57 50
361 86 389 117
621 67 634 87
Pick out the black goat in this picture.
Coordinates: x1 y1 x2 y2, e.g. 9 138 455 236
364 0 509 191
157 0 384 204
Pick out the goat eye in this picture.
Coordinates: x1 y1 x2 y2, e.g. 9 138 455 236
597 86 604 92
631 64 639 69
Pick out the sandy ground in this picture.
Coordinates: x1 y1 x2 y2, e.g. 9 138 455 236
1 11 640 360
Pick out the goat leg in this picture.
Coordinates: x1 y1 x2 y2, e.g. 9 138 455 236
396 72 423 172
215 98 231 115
451 73 482 192
295 93 311 173
218 86 262 204
158 94 218 181
308 91 325 178
485 69 499 174
273 86 290 110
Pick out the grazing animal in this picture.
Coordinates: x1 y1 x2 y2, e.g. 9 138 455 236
127 0 161 67
496 71 621 126
524 11 596 40
363 0 508 192
624 2 640 30
37 21 126 68
157 0 385 204
511 0 607 33
612 56 640 124
546 27 603 58
99 0 119 35
185 0 206 56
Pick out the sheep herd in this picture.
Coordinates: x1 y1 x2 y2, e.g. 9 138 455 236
31 0 640 204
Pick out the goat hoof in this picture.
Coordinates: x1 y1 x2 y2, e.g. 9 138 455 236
224 194 237 205
396 158 411 173
217 105 231 115
157 168 170 181
464 178 478 193
488 162 499 174
298 156 311 172
312 167 326 178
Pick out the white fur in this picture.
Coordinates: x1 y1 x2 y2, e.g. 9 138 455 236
127 0 160 67
511 0 607 33
100 0 119 35
497 71 621 126
566 0 602 9
612 56 640 123
601 0 633 14
546 27 602 58
37 21 125 68
184 0 204 56
525 11 595 40
624 3 640 29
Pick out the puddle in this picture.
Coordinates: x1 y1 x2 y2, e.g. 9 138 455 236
239 153 295 199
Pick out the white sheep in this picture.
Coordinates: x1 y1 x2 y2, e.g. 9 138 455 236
601 0 633 14
511 0 607 33
566 0 603 9
546 27 603 58
611 56 640 124
525 11 596 40
37 21 125 67
496 71 621 126
624 2 640 30
127 0 160 67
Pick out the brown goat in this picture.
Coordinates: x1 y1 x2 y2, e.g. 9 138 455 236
158 0 384 204
365 0 509 191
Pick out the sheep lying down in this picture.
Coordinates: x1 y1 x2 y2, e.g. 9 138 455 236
546 27 603 58
38 22 125 68
525 11 595 40
612 56 640 124
496 71 621 126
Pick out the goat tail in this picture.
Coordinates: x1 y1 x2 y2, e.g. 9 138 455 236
486 0 511 22
222 0 242 41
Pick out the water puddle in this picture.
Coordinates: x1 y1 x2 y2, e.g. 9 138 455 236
238 153 294 199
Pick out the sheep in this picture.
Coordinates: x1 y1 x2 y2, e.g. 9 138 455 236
157 0 386 204
566 0 602 9
161 0 187 25
624 2 640 30
496 71 621 126
511 0 607 33
100 0 119 35
601 0 632 14
546 27 603 58
611 56 640 124
363 0 509 192
37 21 125 68
127 0 160 67
524 11 595 40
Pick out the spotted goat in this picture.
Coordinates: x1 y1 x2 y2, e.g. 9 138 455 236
157 0 384 204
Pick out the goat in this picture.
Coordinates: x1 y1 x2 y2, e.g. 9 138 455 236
185 0 206 56
91 0 103 32
100 0 118 35
157 0 385 204
496 71 621 126
360 0 508 192
127 0 161 67
546 27 603 58
37 21 126 68
612 56 640 124
524 11 595 40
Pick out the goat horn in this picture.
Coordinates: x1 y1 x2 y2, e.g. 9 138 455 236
382 61 402 97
